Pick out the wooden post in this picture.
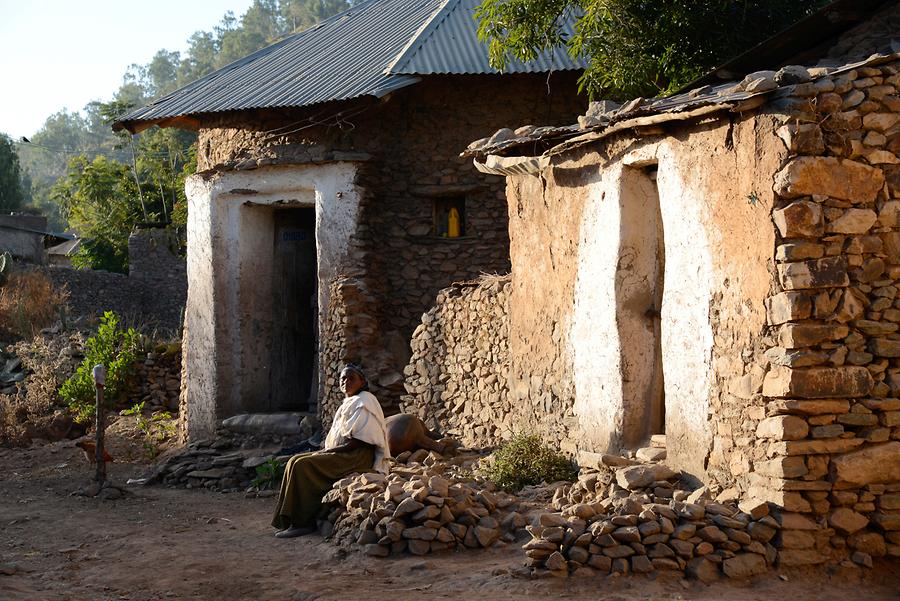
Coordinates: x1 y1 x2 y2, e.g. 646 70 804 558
93 364 107 485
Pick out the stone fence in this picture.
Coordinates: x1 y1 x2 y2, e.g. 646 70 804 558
40 228 186 333
399 274 511 447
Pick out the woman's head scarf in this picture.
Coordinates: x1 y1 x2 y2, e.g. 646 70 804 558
341 363 369 392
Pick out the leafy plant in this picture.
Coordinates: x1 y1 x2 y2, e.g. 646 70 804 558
481 434 577 492
123 400 175 458
476 0 828 99
252 458 285 491
59 311 140 422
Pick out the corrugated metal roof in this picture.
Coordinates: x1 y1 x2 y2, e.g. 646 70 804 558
116 0 585 130
387 0 585 75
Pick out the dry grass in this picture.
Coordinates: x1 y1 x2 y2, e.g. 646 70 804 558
0 270 69 340
0 332 86 446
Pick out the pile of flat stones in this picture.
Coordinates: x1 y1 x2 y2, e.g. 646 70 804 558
323 448 525 557
146 426 304 493
523 455 781 581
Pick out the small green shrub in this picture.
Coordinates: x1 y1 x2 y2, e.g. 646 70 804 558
252 458 285 490
482 434 577 492
123 401 175 458
59 311 140 422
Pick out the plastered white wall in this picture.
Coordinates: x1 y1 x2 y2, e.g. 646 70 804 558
562 118 781 477
182 163 363 439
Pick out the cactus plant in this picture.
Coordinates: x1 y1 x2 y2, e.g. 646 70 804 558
0 252 12 286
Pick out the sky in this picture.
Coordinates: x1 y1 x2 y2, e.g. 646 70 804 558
0 0 257 139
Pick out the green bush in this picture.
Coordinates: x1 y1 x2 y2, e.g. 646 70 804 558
482 434 577 492
252 458 285 491
59 311 140 422
122 401 176 458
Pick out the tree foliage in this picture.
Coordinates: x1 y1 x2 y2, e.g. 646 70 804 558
0 134 26 212
51 155 140 272
476 0 829 99
60 311 140 423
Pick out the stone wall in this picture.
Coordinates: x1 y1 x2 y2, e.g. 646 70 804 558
41 228 186 333
319 275 394 425
399 275 510 447
131 347 182 414
746 61 900 566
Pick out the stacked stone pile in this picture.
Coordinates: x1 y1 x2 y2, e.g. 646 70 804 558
322 448 525 557
519 447 780 581
744 61 900 567
146 426 300 492
131 348 181 413
400 275 511 448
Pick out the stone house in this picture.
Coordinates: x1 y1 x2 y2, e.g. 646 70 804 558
0 214 50 264
114 0 586 439
401 0 900 565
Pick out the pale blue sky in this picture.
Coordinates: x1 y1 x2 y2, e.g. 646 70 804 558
0 0 256 139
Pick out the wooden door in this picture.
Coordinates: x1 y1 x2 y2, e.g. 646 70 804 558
270 208 317 411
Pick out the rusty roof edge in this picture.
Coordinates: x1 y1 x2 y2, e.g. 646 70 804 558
545 102 745 159
465 50 900 162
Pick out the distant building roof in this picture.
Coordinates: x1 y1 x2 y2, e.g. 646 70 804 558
115 0 586 133
47 237 81 257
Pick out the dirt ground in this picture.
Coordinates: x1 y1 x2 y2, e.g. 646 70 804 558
1 436 898 601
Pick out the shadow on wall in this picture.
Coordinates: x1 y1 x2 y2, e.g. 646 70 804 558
615 164 666 447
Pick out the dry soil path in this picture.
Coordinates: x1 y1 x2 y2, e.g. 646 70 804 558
1 439 897 601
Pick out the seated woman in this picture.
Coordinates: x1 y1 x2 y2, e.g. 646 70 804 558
272 363 390 538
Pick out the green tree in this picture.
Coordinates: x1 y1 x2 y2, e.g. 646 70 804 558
50 155 141 272
0 134 26 211
60 311 140 422
476 0 828 99
280 0 356 32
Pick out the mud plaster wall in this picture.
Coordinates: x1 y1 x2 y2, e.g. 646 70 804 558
194 73 586 423
181 163 361 440
502 114 785 480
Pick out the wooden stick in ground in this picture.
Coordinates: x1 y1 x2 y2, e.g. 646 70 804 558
93 364 107 486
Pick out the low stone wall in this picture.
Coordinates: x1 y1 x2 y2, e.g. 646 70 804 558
41 228 186 333
131 347 182 413
400 275 511 448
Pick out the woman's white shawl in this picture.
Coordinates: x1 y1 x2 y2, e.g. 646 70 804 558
324 390 391 473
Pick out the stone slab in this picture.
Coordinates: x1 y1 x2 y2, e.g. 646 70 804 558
763 366 873 399
773 156 884 203
832 442 900 486
778 257 849 290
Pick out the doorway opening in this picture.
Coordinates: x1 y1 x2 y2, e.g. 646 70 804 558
617 164 665 446
270 208 317 412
